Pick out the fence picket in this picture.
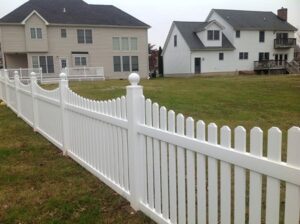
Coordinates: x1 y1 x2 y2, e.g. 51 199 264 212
196 120 206 224
139 96 147 203
186 117 196 224
112 99 119 184
121 96 129 191
220 126 231 224
249 127 263 224
160 106 169 219
146 99 154 208
116 98 123 187
152 103 161 213
168 110 177 224
284 127 300 224
265 127 281 224
234 126 246 224
177 114 186 224
208 123 218 224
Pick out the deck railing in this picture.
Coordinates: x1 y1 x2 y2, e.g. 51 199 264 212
274 38 296 49
254 60 287 70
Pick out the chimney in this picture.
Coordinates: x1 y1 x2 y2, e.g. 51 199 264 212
277 7 287 21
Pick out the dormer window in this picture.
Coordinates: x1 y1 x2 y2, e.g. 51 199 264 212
30 28 42 39
174 35 177 47
207 30 220 40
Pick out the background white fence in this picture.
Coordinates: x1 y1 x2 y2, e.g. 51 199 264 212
0 71 299 224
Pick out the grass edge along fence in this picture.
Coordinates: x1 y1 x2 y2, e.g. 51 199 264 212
0 70 299 224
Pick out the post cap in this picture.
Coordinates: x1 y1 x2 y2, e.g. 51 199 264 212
30 72 37 78
60 72 67 80
128 73 140 86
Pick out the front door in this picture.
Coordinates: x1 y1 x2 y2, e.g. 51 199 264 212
60 58 68 71
195 58 201 74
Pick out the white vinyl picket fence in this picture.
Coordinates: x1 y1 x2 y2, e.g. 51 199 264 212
0 70 299 224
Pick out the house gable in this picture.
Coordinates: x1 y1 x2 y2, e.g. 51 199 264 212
196 20 224 47
21 10 49 26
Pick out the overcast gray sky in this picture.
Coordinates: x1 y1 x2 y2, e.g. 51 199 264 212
1 0 299 47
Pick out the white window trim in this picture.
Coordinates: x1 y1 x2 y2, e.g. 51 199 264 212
73 54 88 67
31 28 42 39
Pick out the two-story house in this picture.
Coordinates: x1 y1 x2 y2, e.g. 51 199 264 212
162 8 298 76
0 0 150 79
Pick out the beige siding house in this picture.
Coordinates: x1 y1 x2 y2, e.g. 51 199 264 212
0 0 150 79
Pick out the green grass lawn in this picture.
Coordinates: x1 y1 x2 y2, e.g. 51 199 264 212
1 74 299 223
0 106 153 223
68 75 300 159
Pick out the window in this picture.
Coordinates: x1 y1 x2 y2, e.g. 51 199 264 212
259 31 265 42
122 56 130 72
174 35 177 47
121 37 129 51
32 56 39 68
77 29 92 43
113 56 139 72
38 56 54 73
259 52 269 61
284 54 288 61
61 59 67 68
208 30 213 40
131 56 139 71
276 33 288 39
236 30 240 38
61 29 67 38
208 30 220 40
113 56 121 72
30 28 36 39
239 52 249 60
113 37 138 51
30 28 42 39
85 30 92 43
113 37 120 50
130 37 138 50
214 30 220 40
36 28 42 39
219 53 224 60
74 56 87 66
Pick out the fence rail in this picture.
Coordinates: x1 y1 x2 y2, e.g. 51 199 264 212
0 70 299 224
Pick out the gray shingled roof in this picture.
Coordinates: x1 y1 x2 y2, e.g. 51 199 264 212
213 9 297 31
174 21 235 51
0 0 150 28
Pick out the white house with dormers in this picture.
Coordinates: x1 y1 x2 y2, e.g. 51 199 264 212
162 8 298 76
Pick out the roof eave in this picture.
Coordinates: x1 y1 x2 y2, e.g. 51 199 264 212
191 47 235 51
0 22 150 29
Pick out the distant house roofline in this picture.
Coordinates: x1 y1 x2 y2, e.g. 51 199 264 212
0 0 150 28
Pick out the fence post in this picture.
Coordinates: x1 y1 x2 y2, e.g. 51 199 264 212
14 71 21 117
59 73 69 156
30 72 38 131
4 69 10 106
126 73 145 210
